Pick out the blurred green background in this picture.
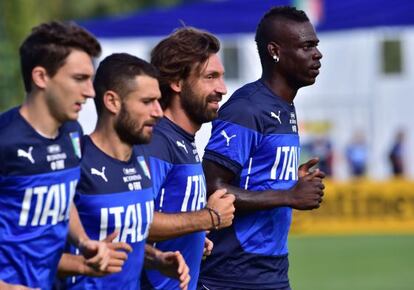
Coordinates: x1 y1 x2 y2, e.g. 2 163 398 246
289 235 414 290
0 0 187 111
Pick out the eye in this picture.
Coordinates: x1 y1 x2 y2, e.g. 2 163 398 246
303 44 312 51
74 75 88 81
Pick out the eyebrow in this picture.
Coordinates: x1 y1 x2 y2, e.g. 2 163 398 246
204 69 224 75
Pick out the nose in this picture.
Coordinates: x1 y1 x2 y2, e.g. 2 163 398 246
152 99 163 119
84 79 95 99
314 47 323 60
216 76 227 96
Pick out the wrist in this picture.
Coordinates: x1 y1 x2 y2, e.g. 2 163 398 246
77 255 88 275
281 190 292 207
204 207 221 230
77 236 90 249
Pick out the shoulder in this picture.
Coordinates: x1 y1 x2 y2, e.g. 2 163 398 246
0 107 21 134
138 129 174 163
217 82 266 131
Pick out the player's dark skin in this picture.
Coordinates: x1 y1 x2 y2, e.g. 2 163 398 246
204 158 324 213
204 19 324 212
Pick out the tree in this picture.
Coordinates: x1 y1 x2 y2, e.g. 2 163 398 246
0 0 184 111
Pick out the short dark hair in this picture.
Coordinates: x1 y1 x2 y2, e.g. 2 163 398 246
255 6 309 65
151 27 220 109
93 53 159 116
19 21 101 93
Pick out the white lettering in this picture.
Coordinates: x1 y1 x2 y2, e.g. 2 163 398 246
31 186 48 226
181 175 206 212
109 207 124 242
99 201 153 243
39 184 60 225
19 188 33 226
18 180 77 227
99 208 109 241
270 146 299 181
120 204 137 243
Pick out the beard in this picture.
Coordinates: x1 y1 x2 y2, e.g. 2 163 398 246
114 105 152 145
180 81 221 125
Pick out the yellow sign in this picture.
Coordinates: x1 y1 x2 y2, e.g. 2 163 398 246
291 179 414 235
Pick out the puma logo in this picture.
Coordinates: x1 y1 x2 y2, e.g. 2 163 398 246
220 130 236 146
270 111 282 124
176 140 188 154
17 146 35 164
91 166 108 182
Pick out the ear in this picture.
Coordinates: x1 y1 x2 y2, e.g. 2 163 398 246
103 90 122 115
170 79 182 94
267 42 280 59
31 66 49 89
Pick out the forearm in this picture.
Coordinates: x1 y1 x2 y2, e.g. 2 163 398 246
68 203 89 247
143 244 162 270
215 183 290 212
203 159 289 212
148 211 211 242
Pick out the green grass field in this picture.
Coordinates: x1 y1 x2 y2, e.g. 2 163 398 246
288 235 414 290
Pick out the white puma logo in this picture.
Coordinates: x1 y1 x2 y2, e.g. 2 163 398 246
17 146 35 164
270 111 282 124
91 166 108 182
220 130 236 146
176 140 188 154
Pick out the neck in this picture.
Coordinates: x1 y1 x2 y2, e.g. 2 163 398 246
164 95 200 135
20 93 61 138
91 119 133 161
262 69 297 104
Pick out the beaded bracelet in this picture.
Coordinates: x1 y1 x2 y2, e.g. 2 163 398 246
205 206 221 230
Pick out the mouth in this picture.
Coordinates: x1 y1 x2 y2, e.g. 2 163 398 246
309 64 321 77
207 95 223 110
143 119 159 128
74 102 84 112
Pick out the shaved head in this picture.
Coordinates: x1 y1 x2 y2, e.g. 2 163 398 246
255 6 309 66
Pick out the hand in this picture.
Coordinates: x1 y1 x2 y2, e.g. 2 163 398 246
82 231 133 276
78 238 110 271
155 251 190 290
206 189 235 229
0 281 39 290
287 159 325 210
298 157 326 179
203 236 214 257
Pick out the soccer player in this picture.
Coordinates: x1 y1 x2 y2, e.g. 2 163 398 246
140 27 235 290
198 6 325 290
63 53 189 290
0 21 111 289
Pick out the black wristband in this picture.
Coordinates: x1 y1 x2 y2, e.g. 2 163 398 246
205 206 221 230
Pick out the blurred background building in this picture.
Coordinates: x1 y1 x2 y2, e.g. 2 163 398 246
73 0 414 180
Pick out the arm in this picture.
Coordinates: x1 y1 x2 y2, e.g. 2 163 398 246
148 189 235 242
144 245 190 290
67 203 110 271
203 158 325 212
58 232 133 277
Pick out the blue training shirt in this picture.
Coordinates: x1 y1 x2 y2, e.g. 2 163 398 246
199 80 300 289
65 136 154 290
0 107 82 289
139 117 207 290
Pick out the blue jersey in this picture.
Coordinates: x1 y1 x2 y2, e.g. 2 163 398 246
65 136 154 290
199 80 300 289
139 117 207 290
0 107 82 289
